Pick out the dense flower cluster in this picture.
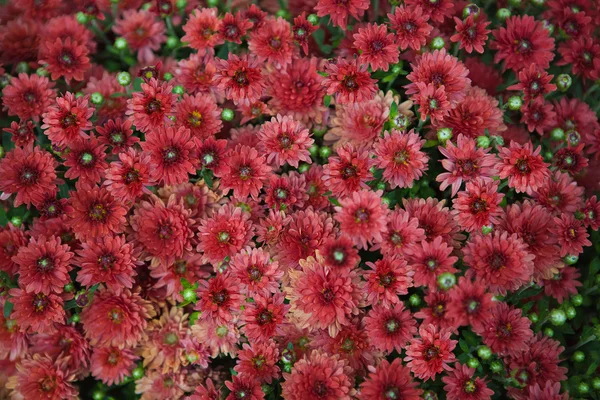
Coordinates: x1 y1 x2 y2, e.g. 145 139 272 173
0 0 599 399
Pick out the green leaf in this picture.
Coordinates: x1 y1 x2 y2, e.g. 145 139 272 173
202 169 214 189
3 300 13 318
132 77 143 92
458 339 470 353
324 95 332 108
328 196 341 207
424 140 438 148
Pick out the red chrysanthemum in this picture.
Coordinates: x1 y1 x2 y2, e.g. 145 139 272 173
557 36 600 80
175 93 222 140
532 171 584 215
228 248 283 296
0 224 28 277
353 23 399 72
3 120 35 147
39 37 91 81
415 290 458 332
542 266 582 304
453 179 504 232
322 57 377 104
520 97 557 135
113 9 166 63
553 144 588 174
126 78 175 133
364 303 417 354
176 53 219 96
0 144 58 208
552 213 591 257
447 277 495 330
375 129 430 189
63 135 108 186
41 92 94 147
451 15 491 54
264 172 308 212
234 341 280 383
197 136 228 176
442 364 494 400
241 293 289 343
181 7 222 52
80 288 155 348
335 190 388 250
8 288 65 334
473 302 533 357
217 144 272 200
414 82 451 122
292 12 317 55
7 355 78 400
214 54 266 105
388 6 432 51
405 0 454 22
364 257 413 307
525 382 569 400
95 118 139 154
507 63 556 102
359 358 422 400
104 148 154 203
248 17 294 67
314 0 369 29
91 346 139 386
404 236 458 288
218 11 253 44
282 350 355 400
28 325 90 377
195 272 242 324
404 324 457 381
323 143 372 197
498 141 550 194
1 73 55 121
258 114 313 168
224 374 265 400
581 195 600 231
403 197 465 248
491 15 555 71
373 209 425 258
318 236 360 272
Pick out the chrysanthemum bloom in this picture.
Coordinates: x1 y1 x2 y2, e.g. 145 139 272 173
104 149 154 203
0 17 40 65
241 293 289 343
126 78 175 133
286 255 363 337
234 341 280 383
95 118 138 154
217 144 272 200
498 141 550 194
314 0 369 29
282 350 355 400
75 235 137 294
451 15 491 54
364 257 413 307
406 0 454 22
302 164 330 211
364 303 417 353
554 5 593 39
63 135 108 186
13 235 72 295
256 209 289 246
91 346 138 386
266 57 326 125
175 93 222 140
264 173 308 212
195 272 242 324
135 371 191 400
142 125 199 186
375 129 430 189
192 319 240 358
415 290 459 332
553 144 588 174
542 266 582 304
406 49 470 104
525 382 569 400
404 236 458 288
0 301 28 361
113 9 166 63
176 53 219 96
67 185 127 241
437 134 498 197
322 143 372 197
218 11 253 44
0 145 57 208
214 54 266 105
8 288 65 334
6 354 78 399
557 36 600 80
335 190 388 250
229 248 282 296
403 197 465 248
28 324 90 376
238 100 272 124
1 73 55 121
188 379 222 400
581 195 600 231
258 114 313 168
81 288 155 348
474 302 533 357
3 120 35 147
292 12 317 55
352 23 399 72
499 201 561 280
0 225 28 277
387 6 432 51
520 98 557 135
491 15 555 71
225 375 265 400
181 7 222 52
453 179 504 232
359 358 422 400
552 213 591 257
39 37 90 81
447 277 495 330
41 92 94 147
507 64 556 102
318 236 360 272
248 17 294 67
197 204 254 264
140 307 189 373
373 209 425 258
442 364 494 400
464 231 535 294
404 324 457 381
533 171 584 216
414 82 451 122
322 57 377 104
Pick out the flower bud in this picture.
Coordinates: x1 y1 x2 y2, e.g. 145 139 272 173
556 74 572 91
430 37 445 50
117 71 132 86
477 346 492 360
549 309 566 326
550 127 565 141
476 136 491 148
221 108 235 121
437 127 453 143
496 8 511 20
463 3 480 18
507 96 523 111
90 92 104 105
114 37 128 51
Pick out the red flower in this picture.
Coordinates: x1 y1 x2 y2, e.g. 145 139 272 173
323 143 373 197
41 92 94 147
415 82 451 122
76 235 137 294
315 0 369 29
364 257 413 307
286 255 363 337
248 17 294 67
63 135 108 186
181 8 222 52
403 197 464 248
217 144 272 200
554 97 598 143
264 172 308 212
258 114 313 168
229 248 282 297
244 4 268 28
508 334 567 390
532 171 584 215
388 6 432 51
218 11 253 44
241 293 289 343
195 272 242 324
442 364 494 400
292 12 317 55
80 288 155 348
353 23 399 72
0 224 28 276
1 73 55 121
39 37 91 81
464 231 534 294
234 341 280 383
176 53 219 96
473 302 533 357
405 0 454 22
498 140 550 194
359 358 422 400
335 190 388 250
507 64 556 102
4 120 36 147
557 37 600 80
8 355 78 400
188 379 222 400
91 347 138 386
175 93 222 140
8 288 65 334
13 235 72 295
404 324 457 381
214 54 266 105
0 144 57 208
197 204 254 264
437 134 498 197
364 303 417 353
525 382 569 400
373 209 425 258
225 374 265 400
581 195 600 230
447 277 495 330
104 149 154 203
67 185 128 241
453 179 504 232
126 78 175 133
29 324 90 376
552 213 591 257
415 290 458 333
318 236 360 272
113 9 166 63
451 15 491 54
520 98 557 135
543 266 582 304
322 57 377 104
405 236 458 288
491 15 555 71
553 144 588 174
96 118 139 154
282 350 355 400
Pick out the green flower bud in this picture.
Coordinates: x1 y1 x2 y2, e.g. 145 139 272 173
496 8 511 20
437 272 456 290
173 85 185 95
319 146 332 158
276 10 290 19
556 74 572 91
15 62 29 74
530 0 544 6
564 255 578 265
64 282 75 293
114 37 128 50
490 135 504 146
565 306 576 320
573 351 585 362
308 144 319 157
391 63 403 74
92 391 105 400
578 382 590 395
75 92 84 98
507 96 523 111
132 366 144 380
467 358 480 369
550 127 565 141
571 294 583 307
76 11 89 24
90 92 104 105
430 37 445 50
206 0 219 6
549 309 566 326
298 164 310 173
566 130 580 146
163 72 174 81
508 0 522 7
409 294 421 307
437 127 453 143
10 217 22 227
36 67 49 77
543 327 554 337
592 377 600 390
476 136 491 148
307 14 319 25
490 360 503 373
176 0 188 9
481 225 493 235
166 36 179 49
477 346 492 360
529 313 539 323
381 197 391 206
221 108 235 121
463 3 480 18
182 288 197 303
71 314 80 323
0 146 4 159
117 71 132 86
